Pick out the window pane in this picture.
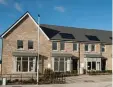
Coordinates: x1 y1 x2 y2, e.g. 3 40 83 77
91 44 95 51
29 57 33 61
102 48 105 52
52 42 57 50
16 57 21 72
92 62 96 70
87 62 91 70
101 45 105 52
17 57 21 60
17 40 23 49
22 57 28 72
60 57 64 61
29 61 33 71
85 44 88 51
16 61 21 72
22 57 28 61
65 61 67 71
22 61 28 72
59 61 64 72
54 61 58 71
73 43 77 51
28 40 33 49
60 42 64 50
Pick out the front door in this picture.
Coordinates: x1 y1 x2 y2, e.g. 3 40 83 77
101 59 106 70
72 59 77 70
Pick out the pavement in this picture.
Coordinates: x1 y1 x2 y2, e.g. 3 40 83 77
0 75 112 87
0 82 112 87
66 75 112 83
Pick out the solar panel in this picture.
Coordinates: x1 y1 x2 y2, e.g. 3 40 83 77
85 35 100 41
59 33 75 39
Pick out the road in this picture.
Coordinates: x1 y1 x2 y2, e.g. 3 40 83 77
0 82 112 87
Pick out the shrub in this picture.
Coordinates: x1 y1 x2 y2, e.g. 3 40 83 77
44 68 54 74
0 80 2 85
88 70 112 75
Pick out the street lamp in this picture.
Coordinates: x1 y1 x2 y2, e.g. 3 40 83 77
37 14 40 84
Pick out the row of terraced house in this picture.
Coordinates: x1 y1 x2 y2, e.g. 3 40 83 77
0 12 112 76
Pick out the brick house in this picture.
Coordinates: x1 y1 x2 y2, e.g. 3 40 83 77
0 12 112 75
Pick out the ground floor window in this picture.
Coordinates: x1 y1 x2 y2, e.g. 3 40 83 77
16 56 36 72
54 57 71 72
87 62 91 70
92 62 96 70
86 58 101 71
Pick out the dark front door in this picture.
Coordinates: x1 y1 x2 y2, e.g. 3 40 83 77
73 59 77 70
101 59 106 71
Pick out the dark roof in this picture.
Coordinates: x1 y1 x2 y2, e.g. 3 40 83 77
40 24 112 43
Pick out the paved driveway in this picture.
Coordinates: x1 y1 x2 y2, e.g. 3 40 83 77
66 75 112 83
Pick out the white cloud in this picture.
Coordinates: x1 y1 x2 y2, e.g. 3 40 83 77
0 0 7 5
54 6 65 12
14 2 23 12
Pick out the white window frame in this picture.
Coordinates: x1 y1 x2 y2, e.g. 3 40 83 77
86 58 101 71
17 40 24 50
90 44 96 52
73 43 78 52
28 40 34 50
15 56 36 73
101 44 106 52
60 41 65 51
53 57 71 72
52 42 58 51
84 44 90 52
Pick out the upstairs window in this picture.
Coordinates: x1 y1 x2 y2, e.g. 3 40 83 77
101 44 105 52
91 44 95 51
73 43 78 51
52 42 57 50
28 40 33 49
17 40 23 49
60 41 65 50
85 44 89 51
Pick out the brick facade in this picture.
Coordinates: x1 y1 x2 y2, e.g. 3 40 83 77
1 14 112 75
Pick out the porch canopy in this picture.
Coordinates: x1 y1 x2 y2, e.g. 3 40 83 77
85 54 104 58
12 51 38 56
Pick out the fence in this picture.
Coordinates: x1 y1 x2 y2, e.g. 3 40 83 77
1 73 37 85
0 73 66 85
39 73 66 84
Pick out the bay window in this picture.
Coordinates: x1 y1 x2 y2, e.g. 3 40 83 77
54 57 71 72
16 56 36 72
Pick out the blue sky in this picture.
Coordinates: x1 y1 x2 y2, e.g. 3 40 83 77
0 0 112 59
